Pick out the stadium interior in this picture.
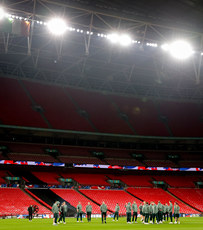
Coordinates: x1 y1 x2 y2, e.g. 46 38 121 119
0 0 203 221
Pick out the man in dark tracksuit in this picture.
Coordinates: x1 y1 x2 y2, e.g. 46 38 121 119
132 201 138 223
58 202 68 224
113 203 120 221
28 205 33 221
77 202 83 222
86 202 92 222
52 201 60 225
157 201 163 223
163 203 166 221
125 202 132 223
169 201 173 224
100 201 107 224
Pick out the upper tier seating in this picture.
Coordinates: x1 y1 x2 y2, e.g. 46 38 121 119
24 80 93 131
0 78 47 128
0 188 51 215
127 187 199 214
159 101 203 137
67 87 133 134
80 189 141 215
51 189 100 213
110 95 169 136
168 188 203 212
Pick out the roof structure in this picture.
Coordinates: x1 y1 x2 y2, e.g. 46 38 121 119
1 0 203 101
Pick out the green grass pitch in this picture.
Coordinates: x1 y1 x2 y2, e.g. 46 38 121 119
0 217 203 230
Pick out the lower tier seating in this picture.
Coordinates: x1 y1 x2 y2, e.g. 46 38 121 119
168 188 203 212
0 188 51 216
51 189 100 214
127 187 199 214
79 189 141 215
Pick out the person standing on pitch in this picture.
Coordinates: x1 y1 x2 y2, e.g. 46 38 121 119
174 202 180 224
168 201 173 224
58 202 68 224
157 201 163 223
113 203 120 221
139 202 143 222
165 203 169 221
52 201 60 225
163 203 166 221
86 202 92 222
143 202 149 224
152 202 159 224
77 202 83 222
28 205 33 221
100 201 107 224
125 202 132 223
132 201 138 223
149 201 153 223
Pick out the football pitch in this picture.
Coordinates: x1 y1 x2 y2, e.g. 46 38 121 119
0 217 203 230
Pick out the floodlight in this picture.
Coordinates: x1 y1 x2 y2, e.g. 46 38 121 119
119 34 132 46
169 40 193 60
47 18 67 35
161 43 169 51
0 8 5 20
107 33 119 44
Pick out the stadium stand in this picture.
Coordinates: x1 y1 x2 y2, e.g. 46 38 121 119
24 80 93 131
80 189 141 215
153 176 198 188
110 95 169 136
0 171 7 184
159 101 203 137
7 153 57 163
58 156 104 164
67 87 133 134
60 173 109 186
0 78 47 128
168 188 203 212
31 172 60 185
108 175 153 187
51 189 100 214
127 187 199 214
0 188 51 216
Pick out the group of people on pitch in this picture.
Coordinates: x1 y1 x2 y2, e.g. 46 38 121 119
52 200 180 225
52 201 68 225
123 200 180 224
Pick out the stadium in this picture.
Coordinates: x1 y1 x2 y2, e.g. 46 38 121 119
0 0 203 229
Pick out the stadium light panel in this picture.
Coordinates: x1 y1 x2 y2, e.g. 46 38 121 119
119 34 132 46
47 18 67 36
107 33 120 44
0 8 5 20
107 33 132 46
162 40 193 60
169 40 193 60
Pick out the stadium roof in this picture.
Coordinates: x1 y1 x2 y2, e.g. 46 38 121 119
1 0 203 101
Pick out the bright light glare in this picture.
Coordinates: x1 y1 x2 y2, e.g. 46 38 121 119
169 40 193 60
161 43 169 51
107 33 132 46
119 34 132 46
107 33 120 44
0 8 5 20
47 18 67 35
